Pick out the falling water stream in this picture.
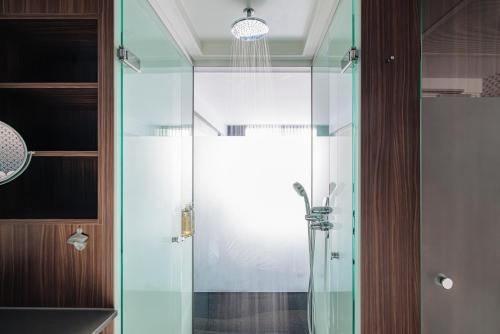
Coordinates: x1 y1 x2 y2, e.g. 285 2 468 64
231 35 272 69
229 34 316 334
229 36 275 119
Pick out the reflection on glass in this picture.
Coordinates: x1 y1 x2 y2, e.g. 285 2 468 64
312 0 359 332
421 0 500 333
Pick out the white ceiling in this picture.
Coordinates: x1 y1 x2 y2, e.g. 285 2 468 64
181 0 315 40
148 0 340 65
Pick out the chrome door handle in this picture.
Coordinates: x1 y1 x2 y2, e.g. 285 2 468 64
436 274 453 290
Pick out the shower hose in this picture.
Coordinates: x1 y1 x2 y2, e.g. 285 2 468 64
307 225 316 334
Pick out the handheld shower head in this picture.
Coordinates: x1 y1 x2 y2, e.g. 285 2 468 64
293 182 306 196
293 182 311 214
329 182 337 195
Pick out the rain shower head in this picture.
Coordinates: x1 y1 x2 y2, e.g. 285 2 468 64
293 182 311 214
231 8 269 41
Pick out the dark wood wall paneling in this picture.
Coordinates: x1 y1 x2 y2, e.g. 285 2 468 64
0 0 99 16
0 2 114 332
360 0 420 334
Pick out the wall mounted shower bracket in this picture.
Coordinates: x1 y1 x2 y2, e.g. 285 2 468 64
331 252 340 260
172 236 188 243
117 46 141 73
340 47 360 74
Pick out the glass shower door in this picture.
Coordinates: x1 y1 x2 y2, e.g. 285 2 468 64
119 0 193 333
312 0 360 333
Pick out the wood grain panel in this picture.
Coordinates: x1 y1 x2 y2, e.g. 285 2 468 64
0 0 99 16
97 0 115 309
360 0 420 333
0 224 110 307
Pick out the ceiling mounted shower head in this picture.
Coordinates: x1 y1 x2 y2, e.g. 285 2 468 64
231 7 269 41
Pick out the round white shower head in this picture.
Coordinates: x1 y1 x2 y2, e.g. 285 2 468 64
231 8 269 41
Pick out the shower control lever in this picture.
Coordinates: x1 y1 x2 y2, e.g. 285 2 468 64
312 206 333 214
305 213 323 222
310 221 334 231
306 205 334 231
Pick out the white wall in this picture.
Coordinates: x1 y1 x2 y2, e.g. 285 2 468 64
195 70 313 126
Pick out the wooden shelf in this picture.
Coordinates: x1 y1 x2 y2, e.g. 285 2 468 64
0 15 98 20
0 88 97 151
0 10 105 222
0 219 98 225
0 83 98 89
0 157 98 220
0 19 98 83
33 151 98 157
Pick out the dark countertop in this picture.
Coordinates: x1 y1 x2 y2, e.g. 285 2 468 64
0 308 117 334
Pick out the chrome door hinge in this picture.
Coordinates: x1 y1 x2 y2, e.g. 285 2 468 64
340 47 360 74
117 46 141 73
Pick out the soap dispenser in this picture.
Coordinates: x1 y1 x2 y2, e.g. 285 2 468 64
181 204 194 238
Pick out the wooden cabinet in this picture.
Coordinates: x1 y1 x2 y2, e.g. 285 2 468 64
0 0 114 323
0 7 111 225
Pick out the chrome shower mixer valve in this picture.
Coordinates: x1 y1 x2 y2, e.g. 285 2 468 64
293 181 335 334
306 207 334 231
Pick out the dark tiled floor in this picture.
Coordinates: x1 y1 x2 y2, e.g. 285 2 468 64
194 292 308 334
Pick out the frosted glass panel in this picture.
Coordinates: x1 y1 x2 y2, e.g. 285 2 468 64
123 138 191 334
120 0 193 333
194 136 312 292
311 0 359 332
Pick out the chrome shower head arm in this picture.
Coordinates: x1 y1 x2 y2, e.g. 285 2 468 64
244 7 254 17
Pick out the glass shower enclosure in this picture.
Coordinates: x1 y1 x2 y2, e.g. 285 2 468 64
312 0 360 333
118 0 193 333
116 0 360 333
